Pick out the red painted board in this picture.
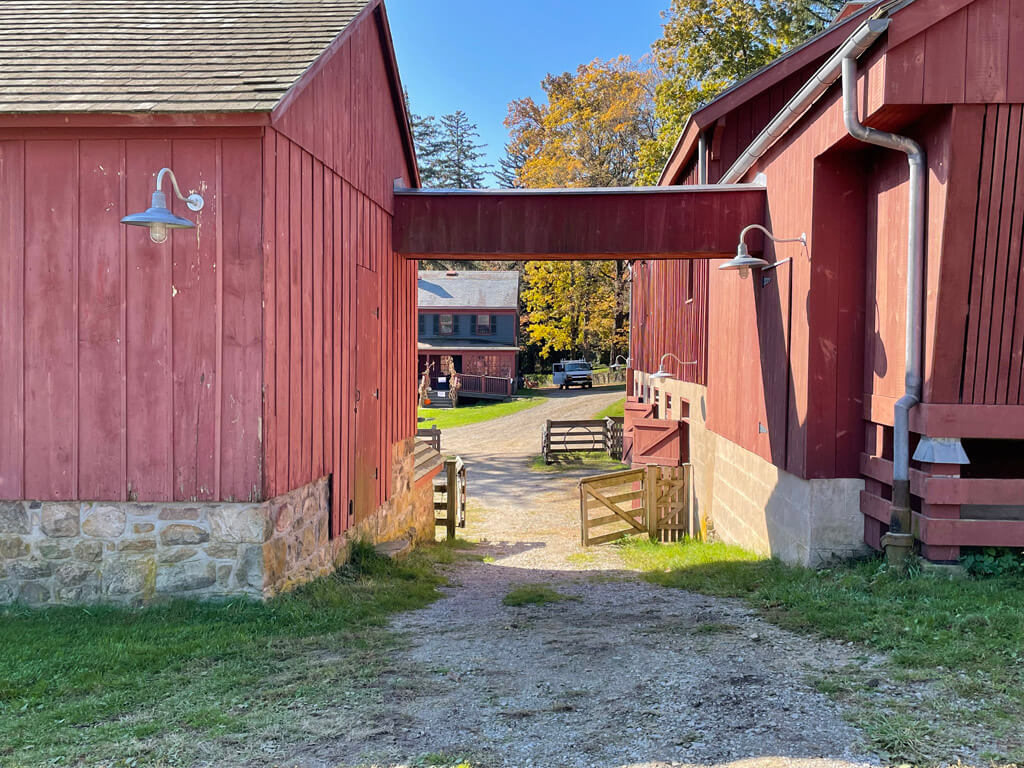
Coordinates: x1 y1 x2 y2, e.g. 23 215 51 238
77 139 125 500
0 141 25 499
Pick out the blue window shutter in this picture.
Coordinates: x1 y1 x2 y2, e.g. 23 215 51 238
470 315 477 334
418 314 424 334
490 317 497 334
433 315 439 335
453 315 460 334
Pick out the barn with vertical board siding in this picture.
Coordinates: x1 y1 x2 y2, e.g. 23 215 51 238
0 0 435 605
633 0 1024 564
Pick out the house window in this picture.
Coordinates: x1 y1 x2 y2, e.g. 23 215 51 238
475 314 496 335
418 314 424 334
439 313 454 335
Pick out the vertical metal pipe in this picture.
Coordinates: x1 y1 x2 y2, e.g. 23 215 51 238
842 56 924 565
698 132 708 184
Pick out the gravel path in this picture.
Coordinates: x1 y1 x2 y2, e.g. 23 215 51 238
289 388 882 768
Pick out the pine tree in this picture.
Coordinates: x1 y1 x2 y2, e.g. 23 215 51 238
494 142 527 188
409 110 443 187
435 110 489 189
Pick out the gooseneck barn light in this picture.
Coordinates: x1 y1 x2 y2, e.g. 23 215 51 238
649 352 698 380
610 354 631 370
719 224 806 279
121 167 204 244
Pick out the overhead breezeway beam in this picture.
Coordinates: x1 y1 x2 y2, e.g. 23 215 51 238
393 185 766 261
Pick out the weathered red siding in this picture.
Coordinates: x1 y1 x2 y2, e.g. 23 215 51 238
0 135 264 502
262 6 418 535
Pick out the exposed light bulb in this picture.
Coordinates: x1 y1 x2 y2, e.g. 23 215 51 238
149 222 168 244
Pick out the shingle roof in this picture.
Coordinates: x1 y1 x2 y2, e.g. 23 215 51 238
417 271 520 310
0 0 369 113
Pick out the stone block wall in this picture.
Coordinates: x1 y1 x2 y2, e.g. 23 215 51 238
633 373 868 566
1 436 436 606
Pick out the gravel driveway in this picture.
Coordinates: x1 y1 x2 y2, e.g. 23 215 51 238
290 388 881 768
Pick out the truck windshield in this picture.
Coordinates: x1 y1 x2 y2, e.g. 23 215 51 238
565 363 590 372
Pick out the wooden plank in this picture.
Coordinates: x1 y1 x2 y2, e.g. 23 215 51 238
312 158 324 480
922 8 968 104
288 140 303 491
884 37 925 105
125 141 173 501
220 138 264 502
261 130 277 501
860 490 891 524
170 139 218 501
1009 0 1024 102
23 140 78 499
77 139 125 501
586 530 632 547
915 513 1024 547
583 486 646 532
586 512 637 528
923 477 1024 506
301 149 313 487
964 0 1009 103
913 403 1024 438
275 131 291 498
0 140 24 499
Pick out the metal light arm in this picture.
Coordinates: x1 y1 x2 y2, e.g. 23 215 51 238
659 352 698 368
156 167 204 211
738 224 805 267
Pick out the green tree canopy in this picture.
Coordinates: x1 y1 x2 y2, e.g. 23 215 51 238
637 0 844 182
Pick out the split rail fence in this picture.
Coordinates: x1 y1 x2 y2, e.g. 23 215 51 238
542 417 625 464
579 464 690 546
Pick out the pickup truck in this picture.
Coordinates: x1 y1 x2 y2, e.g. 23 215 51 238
552 360 593 389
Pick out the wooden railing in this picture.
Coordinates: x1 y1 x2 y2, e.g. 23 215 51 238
458 373 514 397
541 417 625 464
434 457 467 540
416 425 441 452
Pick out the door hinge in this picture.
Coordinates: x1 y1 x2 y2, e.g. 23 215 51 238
373 388 379 399
373 467 379 480
373 307 380 318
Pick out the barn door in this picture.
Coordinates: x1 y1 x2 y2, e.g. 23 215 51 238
632 417 689 465
352 265 380 524
622 397 654 464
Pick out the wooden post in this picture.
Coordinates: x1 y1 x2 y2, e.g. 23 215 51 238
445 458 457 540
580 482 588 547
644 465 659 541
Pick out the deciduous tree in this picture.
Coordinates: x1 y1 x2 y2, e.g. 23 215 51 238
638 0 844 181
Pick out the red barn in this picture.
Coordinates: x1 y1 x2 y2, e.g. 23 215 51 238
633 0 1024 564
0 0 434 605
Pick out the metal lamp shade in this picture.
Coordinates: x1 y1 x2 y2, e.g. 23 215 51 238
121 190 196 242
717 254 772 273
649 369 671 380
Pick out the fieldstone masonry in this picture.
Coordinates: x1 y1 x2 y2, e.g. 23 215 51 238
0 436 435 605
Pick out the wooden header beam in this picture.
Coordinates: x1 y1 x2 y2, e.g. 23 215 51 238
393 185 766 261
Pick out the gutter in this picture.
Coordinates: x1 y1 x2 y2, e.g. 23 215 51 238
841 55 924 567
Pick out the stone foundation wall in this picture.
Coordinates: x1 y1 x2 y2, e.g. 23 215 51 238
634 373 868 566
1 436 435 606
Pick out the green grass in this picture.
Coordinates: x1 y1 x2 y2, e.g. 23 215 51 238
502 585 579 607
618 537 1024 763
593 397 625 420
0 541 459 767
418 392 543 430
529 451 628 473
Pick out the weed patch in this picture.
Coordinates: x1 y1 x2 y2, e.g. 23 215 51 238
502 585 579 607
529 452 627 473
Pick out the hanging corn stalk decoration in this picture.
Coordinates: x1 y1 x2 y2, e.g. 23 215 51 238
441 355 461 408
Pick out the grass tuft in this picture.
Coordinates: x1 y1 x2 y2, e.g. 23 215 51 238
529 451 627 473
502 585 579 607
593 397 625 420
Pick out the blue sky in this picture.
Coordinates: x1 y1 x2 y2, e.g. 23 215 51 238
385 0 669 186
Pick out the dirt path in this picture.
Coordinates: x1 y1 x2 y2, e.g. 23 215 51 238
289 388 881 768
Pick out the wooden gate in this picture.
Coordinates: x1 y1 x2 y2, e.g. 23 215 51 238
579 464 690 546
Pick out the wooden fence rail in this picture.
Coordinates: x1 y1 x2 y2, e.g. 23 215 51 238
416 425 441 452
542 417 625 464
579 464 690 546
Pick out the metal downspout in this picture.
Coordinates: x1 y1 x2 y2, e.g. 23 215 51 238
698 132 708 184
841 55 925 567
